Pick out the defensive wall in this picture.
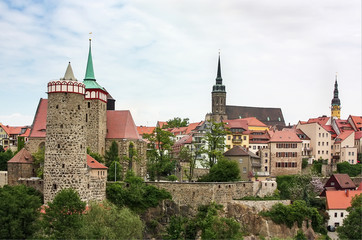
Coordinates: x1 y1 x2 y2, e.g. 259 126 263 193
232 199 291 212
147 180 277 207
0 171 8 187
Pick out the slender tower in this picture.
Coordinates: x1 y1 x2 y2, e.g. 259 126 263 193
83 39 108 155
211 52 227 122
44 63 89 203
331 74 341 119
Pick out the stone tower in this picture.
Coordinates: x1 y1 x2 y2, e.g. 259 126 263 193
211 53 227 122
331 74 341 119
83 39 108 155
44 63 89 204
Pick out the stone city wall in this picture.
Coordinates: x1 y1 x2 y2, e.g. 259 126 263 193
232 199 291 212
18 178 44 193
147 180 277 207
25 137 45 154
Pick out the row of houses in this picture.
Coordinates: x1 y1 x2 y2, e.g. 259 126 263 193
0 123 31 151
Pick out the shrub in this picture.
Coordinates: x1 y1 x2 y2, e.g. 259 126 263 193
302 158 309 169
337 162 362 177
167 174 178 181
198 159 240 182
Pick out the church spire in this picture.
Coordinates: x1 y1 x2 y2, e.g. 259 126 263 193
331 73 341 119
212 51 225 92
84 39 96 80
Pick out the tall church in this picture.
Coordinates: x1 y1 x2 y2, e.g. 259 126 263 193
331 75 341 119
206 54 286 128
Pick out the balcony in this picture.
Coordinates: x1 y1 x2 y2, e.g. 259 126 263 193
232 138 242 143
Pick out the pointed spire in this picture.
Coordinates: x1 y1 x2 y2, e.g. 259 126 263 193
84 39 96 80
216 50 223 85
331 73 340 106
62 62 77 81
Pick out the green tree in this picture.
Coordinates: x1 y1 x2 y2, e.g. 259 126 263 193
0 185 42 239
203 121 228 168
106 171 172 213
144 127 176 181
38 188 86 239
337 194 362 239
179 145 203 182
0 145 4 152
104 141 120 167
123 141 140 171
17 137 25 151
337 161 362 177
198 158 240 182
165 117 189 128
79 201 144 239
107 160 122 181
0 149 13 171
32 146 45 178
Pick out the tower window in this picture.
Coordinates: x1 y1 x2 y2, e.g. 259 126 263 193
62 164 65 168
78 105 80 110
56 105 58 109
86 114 88 122
88 102 90 108
52 184 57 190
58 144 60 148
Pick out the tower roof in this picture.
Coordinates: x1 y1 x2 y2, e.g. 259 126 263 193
61 62 77 81
83 39 105 90
212 52 226 93
331 75 341 106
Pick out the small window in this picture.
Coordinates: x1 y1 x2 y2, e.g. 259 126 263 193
243 167 247 173
56 105 59 109
265 159 268 163
88 102 90 108
58 144 60 148
52 184 57 190
78 105 80 110
62 164 65 168
331 182 335 186
334 212 337 217
341 212 344 217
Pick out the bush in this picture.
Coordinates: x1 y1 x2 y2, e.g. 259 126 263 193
106 171 172 213
167 174 178 181
302 158 309 169
260 200 324 233
198 159 240 182
337 162 362 177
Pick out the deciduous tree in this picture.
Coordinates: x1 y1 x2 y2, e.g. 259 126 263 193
203 121 228 168
337 194 362 239
165 117 189 128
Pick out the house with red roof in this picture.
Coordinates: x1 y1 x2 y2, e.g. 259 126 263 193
223 119 249 151
137 126 156 139
347 115 362 132
7 148 36 185
321 174 356 197
0 123 30 151
267 130 303 176
326 189 362 227
332 131 357 164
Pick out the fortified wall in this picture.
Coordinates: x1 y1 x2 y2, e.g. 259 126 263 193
147 180 277 207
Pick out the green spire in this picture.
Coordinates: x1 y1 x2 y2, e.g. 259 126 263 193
84 39 95 80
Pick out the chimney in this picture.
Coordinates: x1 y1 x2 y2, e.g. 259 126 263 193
345 189 350 197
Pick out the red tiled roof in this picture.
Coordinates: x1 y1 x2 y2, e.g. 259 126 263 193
349 115 362 131
242 117 267 127
355 131 362 140
156 121 167 128
333 174 356 189
29 98 48 138
326 190 362 210
307 116 330 126
335 130 354 143
0 124 10 135
106 110 141 140
223 119 248 130
335 119 353 131
321 125 337 138
87 154 107 169
20 128 31 137
7 148 34 163
357 183 362 191
174 134 193 146
137 126 155 135
269 130 302 143
170 127 188 135
185 122 202 134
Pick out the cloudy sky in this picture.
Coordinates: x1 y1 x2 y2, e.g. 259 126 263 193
0 0 361 127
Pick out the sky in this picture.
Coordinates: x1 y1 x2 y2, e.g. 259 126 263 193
0 0 361 127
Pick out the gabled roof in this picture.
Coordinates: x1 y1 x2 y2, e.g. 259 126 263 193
170 127 188 136
174 134 193 146
348 115 362 131
269 130 302 143
326 190 362 210
334 130 354 143
87 154 107 169
223 119 248 130
137 126 155 136
335 119 354 132
224 145 260 158
29 98 48 138
332 174 356 189
20 128 31 137
242 117 267 127
307 116 330 126
106 110 140 140
355 131 362 140
225 105 285 127
156 121 167 128
185 122 203 134
8 148 34 164
0 123 10 135
321 125 337 138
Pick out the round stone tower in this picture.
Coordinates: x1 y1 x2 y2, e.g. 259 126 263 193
44 62 89 204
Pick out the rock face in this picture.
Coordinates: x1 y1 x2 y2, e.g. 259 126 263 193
142 200 317 240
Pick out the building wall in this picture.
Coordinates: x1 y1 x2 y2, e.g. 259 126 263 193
340 147 358 164
327 209 348 227
225 155 252 181
259 148 270 176
84 99 107 155
146 181 276 207
44 92 90 204
25 137 45 154
18 178 44 193
7 163 36 185
269 142 302 176
0 171 8 187
297 123 331 163
225 134 249 150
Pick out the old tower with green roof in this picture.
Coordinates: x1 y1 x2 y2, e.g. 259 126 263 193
83 39 108 155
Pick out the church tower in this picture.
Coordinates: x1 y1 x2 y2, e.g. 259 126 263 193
44 63 89 203
211 53 227 122
83 39 108 155
331 74 341 119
